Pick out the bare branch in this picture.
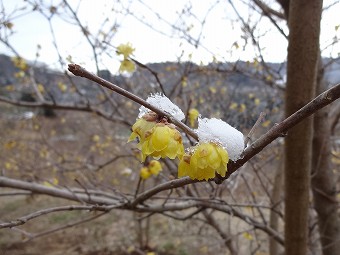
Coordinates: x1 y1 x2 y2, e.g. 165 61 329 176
251 0 288 39
0 205 112 229
0 95 130 125
252 0 286 19
0 176 119 205
244 112 266 146
67 64 198 140
218 82 340 182
25 212 107 241
67 63 340 203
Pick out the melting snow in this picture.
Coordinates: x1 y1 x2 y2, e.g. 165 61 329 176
138 93 185 121
197 118 244 161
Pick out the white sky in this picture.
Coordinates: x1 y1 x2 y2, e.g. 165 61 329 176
0 0 339 73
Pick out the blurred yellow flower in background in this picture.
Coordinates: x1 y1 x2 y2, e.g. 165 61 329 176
139 160 162 180
140 166 152 180
119 59 136 73
117 43 135 58
188 108 199 127
117 43 136 73
148 160 162 175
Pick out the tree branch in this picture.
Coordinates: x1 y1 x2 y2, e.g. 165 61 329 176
67 62 340 200
26 211 107 241
0 177 119 205
0 205 111 229
0 96 130 125
67 64 198 140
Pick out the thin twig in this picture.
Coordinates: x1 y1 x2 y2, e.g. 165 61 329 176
131 57 167 95
244 112 266 146
0 205 114 229
0 95 130 125
68 64 198 140
26 211 107 241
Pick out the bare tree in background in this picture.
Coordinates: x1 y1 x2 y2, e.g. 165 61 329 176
284 1 323 254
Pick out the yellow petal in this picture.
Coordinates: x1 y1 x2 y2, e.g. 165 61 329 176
149 160 162 175
208 146 221 169
197 166 215 181
140 167 151 180
151 126 170 151
178 159 190 178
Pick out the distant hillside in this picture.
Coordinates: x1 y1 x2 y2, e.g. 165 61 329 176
0 53 339 104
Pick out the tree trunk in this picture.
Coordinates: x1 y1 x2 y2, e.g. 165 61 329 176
284 1 322 255
311 62 340 255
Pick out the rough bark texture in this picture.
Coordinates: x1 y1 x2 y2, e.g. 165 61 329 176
284 1 322 255
311 64 340 255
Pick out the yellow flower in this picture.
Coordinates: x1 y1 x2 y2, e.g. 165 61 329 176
229 102 238 110
178 143 229 181
119 59 136 73
181 76 187 87
117 43 135 58
262 120 271 128
140 166 152 180
12 56 28 71
14 71 25 78
58 82 67 92
92 134 100 142
239 103 246 113
188 108 199 128
4 141 16 150
141 123 184 161
149 160 162 175
5 85 15 91
209 86 217 94
37 83 45 93
128 117 157 144
243 232 254 240
139 160 162 180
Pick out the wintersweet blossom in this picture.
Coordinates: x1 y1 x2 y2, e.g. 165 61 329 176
178 142 229 180
178 117 244 180
119 59 136 73
141 123 184 161
116 43 135 73
197 118 244 161
188 108 199 127
116 43 135 58
148 160 162 175
128 114 157 144
140 166 152 180
139 160 162 180
128 94 185 162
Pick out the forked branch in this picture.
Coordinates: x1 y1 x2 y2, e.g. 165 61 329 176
68 63 340 202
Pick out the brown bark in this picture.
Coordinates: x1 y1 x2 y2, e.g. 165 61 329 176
284 1 322 255
311 63 340 255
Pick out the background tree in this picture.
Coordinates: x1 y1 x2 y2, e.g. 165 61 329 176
284 1 323 255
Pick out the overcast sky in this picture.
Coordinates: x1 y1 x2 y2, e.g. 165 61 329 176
0 0 339 73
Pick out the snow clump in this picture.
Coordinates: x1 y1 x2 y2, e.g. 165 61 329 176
197 117 244 161
138 93 185 121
